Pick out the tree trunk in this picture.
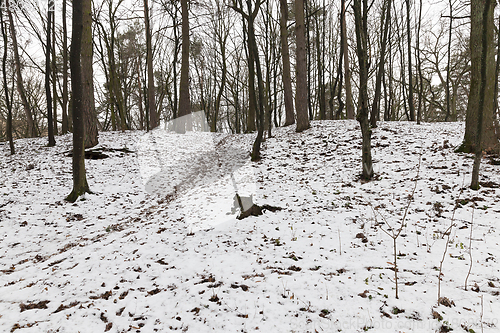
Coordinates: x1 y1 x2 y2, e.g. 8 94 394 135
7 2 36 138
460 0 498 154
61 0 69 134
280 0 294 126
177 0 190 133
470 0 496 189
243 18 257 132
371 0 391 128
67 0 90 202
82 0 98 148
144 0 158 130
354 0 373 180
295 0 310 132
51 9 58 135
406 0 415 121
1 6 14 154
341 0 355 119
46 0 56 146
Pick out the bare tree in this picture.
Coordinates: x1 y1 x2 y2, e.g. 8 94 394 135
280 0 294 126
6 0 37 137
353 0 373 180
67 0 90 202
470 0 496 189
295 0 309 132
45 0 55 146
1 2 14 154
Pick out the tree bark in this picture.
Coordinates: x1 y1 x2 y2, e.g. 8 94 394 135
280 0 294 126
406 0 415 121
67 0 90 202
460 0 498 154
1 6 14 154
177 0 190 133
371 0 391 128
61 0 69 134
470 0 496 189
82 0 98 147
295 0 310 132
45 0 56 146
144 0 158 130
354 0 373 180
341 0 355 119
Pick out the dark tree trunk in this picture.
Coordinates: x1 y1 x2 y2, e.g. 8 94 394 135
354 0 373 180
45 0 56 147
67 0 90 202
406 0 415 121
341 0 355 119
61 0 69 134
1 6 14 154
460 0 498 154
51 10 57 135
295 0 310 132
470 0 496 189
144 0 158 130
371 0 391 128
177 0 190 133
82 0 98 148
280 0 294 126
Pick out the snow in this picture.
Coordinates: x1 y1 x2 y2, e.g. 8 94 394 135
0 120 499 333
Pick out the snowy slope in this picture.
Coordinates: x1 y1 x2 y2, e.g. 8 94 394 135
0 121 499 333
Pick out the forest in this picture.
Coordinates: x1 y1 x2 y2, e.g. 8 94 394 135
1 0 500 332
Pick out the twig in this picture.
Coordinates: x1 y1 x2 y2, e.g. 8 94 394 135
370 153 422 299
464 209 474 291
437 173 466 301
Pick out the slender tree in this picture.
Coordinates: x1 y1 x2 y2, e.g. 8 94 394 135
280 0 294 126
405 0 415 121
295 0 309 132
82 0 98 147
61 0 69 133
6 0 37 137
144 0 158 130
353 0 373 180
176 0 190 133
1 2 14 154
371 0 391 128
45 0 56 146
341 0 355 119
66 0 90 202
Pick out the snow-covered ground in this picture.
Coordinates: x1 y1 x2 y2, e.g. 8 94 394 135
0 120 499 333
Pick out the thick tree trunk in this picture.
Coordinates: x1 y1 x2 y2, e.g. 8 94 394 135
295 0 310 132
460 0 498 154
280 0 294 126
470 0 496 189
67 0 90 202
7 2 36 138
45 0 56 146
354 0 373 180
82 0 98 148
